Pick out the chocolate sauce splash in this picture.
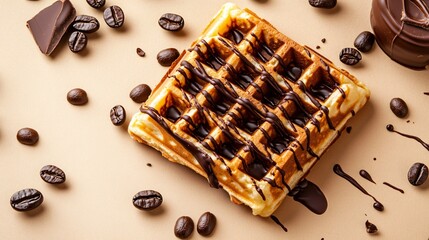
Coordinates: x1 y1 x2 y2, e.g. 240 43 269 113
383 182 405 194
359 169 376 184
288 179 328 215
333 164 384 211
386 124 429 151
365 220 378 234
270 215 288 232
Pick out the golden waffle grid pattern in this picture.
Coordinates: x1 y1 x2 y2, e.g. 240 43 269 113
129 3 370 217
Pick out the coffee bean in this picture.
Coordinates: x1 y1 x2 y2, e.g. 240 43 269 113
174 216 194 239
40 165 66 184
103 6 124 28
129 84 151 103
308 0 337 9
10 188 43 211
86 0 105 9
17 127 39 145
408 162 428 186
365 220 378 234
68 31 87 53
339 48 362 65
72 15 100 33
136 48 145 57
157 48 180 67
354 31 375 52
132 190 163 210
197 212 216 236
110 105 126 126
158 13 184 31
67 88 88 105
390 97 408 118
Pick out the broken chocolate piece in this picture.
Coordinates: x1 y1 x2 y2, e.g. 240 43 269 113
26 0 76 55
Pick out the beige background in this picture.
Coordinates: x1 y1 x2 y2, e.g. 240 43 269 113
1 0 429 239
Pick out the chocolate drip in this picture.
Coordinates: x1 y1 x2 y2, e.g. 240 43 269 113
333 164 384 211
141 107 219 188
386 124 429 151
359 169 376 184
383 182 405 194
243 141 275 180
249 33 274 63
288 179 328 215
270 215 288 232
252 178 266 200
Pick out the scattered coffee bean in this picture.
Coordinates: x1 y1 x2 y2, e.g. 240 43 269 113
86 0 105 9
17 127 39 145
309 0 337 9
10 188 43 212
136 48 145 57
129 84 152 103
67 88 88 105
197 212 216 236
132 190 163 210
174 216 194 239
389 97 408 118
339 48 362 65
408 162 428 186
365 220 378 234
158 13 185 31
40 165 66 184
104 5 124 28
321 38 326 43
68 31 87 53
157 48 180 67
72 15 100 33
354 31 375 52
110 105 126 126
316 45 320 49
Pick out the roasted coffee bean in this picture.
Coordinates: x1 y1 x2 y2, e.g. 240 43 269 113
308 0 337 9
174 216 194 239
40 165 66 184
157 48 180 66
67 88 88 105
86 0 105 9
354 31 375 52
339 48 362 65
17 127 39 145
158 13 184 31
129 84 151 103
68 31 87 53
103 5 124 28
390 97 408 118
110 105 126 126
197 212 216 236
136 48 145 57
132 190 163 210
10 188 43 212
72 15 100 33
365 220 378 234
408 162 428 186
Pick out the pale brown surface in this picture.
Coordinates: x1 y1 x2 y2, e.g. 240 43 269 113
0 0 428 239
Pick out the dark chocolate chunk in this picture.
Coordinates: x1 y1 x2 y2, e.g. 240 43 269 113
26 0 76 55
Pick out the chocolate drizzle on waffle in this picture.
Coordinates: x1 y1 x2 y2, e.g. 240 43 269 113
140 32 347 191
130 3 370 216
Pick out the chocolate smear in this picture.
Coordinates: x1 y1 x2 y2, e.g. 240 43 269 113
26 0 76 55
270 215 288 232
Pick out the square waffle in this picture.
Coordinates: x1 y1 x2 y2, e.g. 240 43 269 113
128 3 370 217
